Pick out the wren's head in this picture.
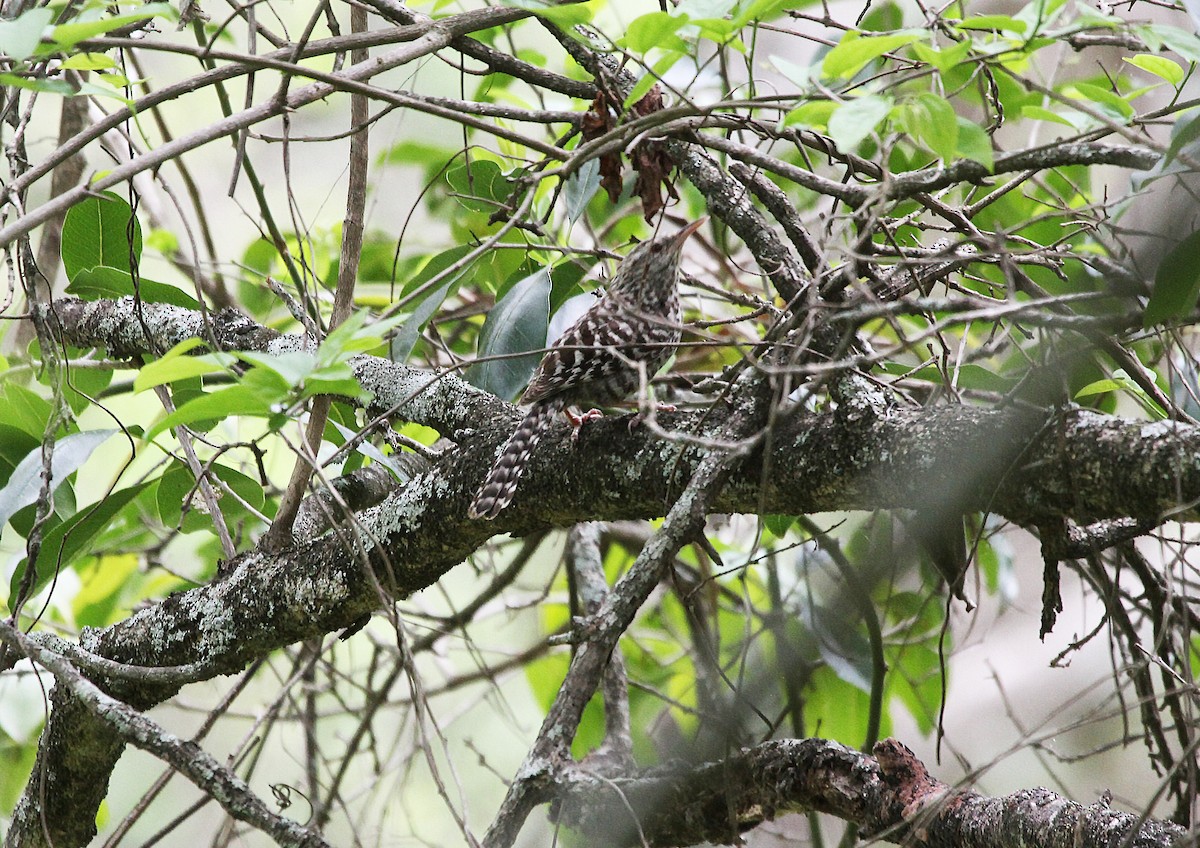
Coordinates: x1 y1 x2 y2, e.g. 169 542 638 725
607 217 707 309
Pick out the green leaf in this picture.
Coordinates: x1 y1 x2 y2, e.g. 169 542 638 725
821 31 921 79
1074 378 1124 398
49 4 174 48
379 140 454 169
1012 0 1069 34
565 158 600 224
445 159 510 213
66 266 200 309
827 94 893 151
59 52 118 71
0 384 52 438
1167 109 1200 165
0 73 74 95
156 460 265 533
73 553 139 628
304 376 364 400
678 0 739 16
731 0 806 26
1134 24 1200 63
954 14 1026 31
1124 54 1184 86
1123 84 1158 102
1075 368 1167 419
1069 82 1134 119
134 347 236 393
61 193 143 281
803 665 886 746
145 383 281 441
1145 229 1200 327
146 228 179 255
92 74 130 92
1019 104 1078 127
888 644 942 735
0 425 42 489
1072 2 1121 28
783 99 837 129
0 7 52 61
859 0 902 31
624 51 683 108
901 93 958 162
0 430 116 532
399 244 478 300
58 360 112 416
237 351 317 390
770 54 814 89
909 39 972 73
955 117 994 169
624 11 688 53
762 514 795 537
467 267 552 401
391 281 453 363
693 17 743 45
499 0 603 26
550 261 588 312
9 482 149 609
318 309 409 360
241 237 278 275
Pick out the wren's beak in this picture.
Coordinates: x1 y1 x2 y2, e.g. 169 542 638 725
671 215 708 250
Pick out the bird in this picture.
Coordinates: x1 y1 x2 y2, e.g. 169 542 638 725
467 217 706 520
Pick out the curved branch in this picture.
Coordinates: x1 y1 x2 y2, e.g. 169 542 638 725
550 737 1187 848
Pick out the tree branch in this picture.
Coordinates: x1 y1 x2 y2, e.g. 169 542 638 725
0 623 329 848
39 296 1200 529
0 6 539 249
550 737 1188 848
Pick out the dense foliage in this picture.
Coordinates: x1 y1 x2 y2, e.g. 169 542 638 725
2 0 1200 845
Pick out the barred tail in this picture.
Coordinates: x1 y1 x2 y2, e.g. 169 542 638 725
468 399 563 519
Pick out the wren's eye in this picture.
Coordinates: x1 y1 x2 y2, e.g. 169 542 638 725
650 242 664 253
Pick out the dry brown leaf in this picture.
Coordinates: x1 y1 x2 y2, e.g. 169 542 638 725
578 86 677 219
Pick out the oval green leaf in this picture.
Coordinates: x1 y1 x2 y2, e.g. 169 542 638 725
822 31 921 79
827 94 893 151
61 193 143 281
1145 228 1200 327
1124 54 1185 86
467 267 552 401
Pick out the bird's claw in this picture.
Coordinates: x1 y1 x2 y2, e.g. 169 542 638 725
567 408 604 443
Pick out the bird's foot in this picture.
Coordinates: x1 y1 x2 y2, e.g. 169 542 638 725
567 407 604 443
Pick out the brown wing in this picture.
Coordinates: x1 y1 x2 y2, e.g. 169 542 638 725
521 300 652 406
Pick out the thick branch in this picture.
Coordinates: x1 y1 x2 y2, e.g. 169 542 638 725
41 296 505 435
41 297 1200 528
551 737 1188 848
